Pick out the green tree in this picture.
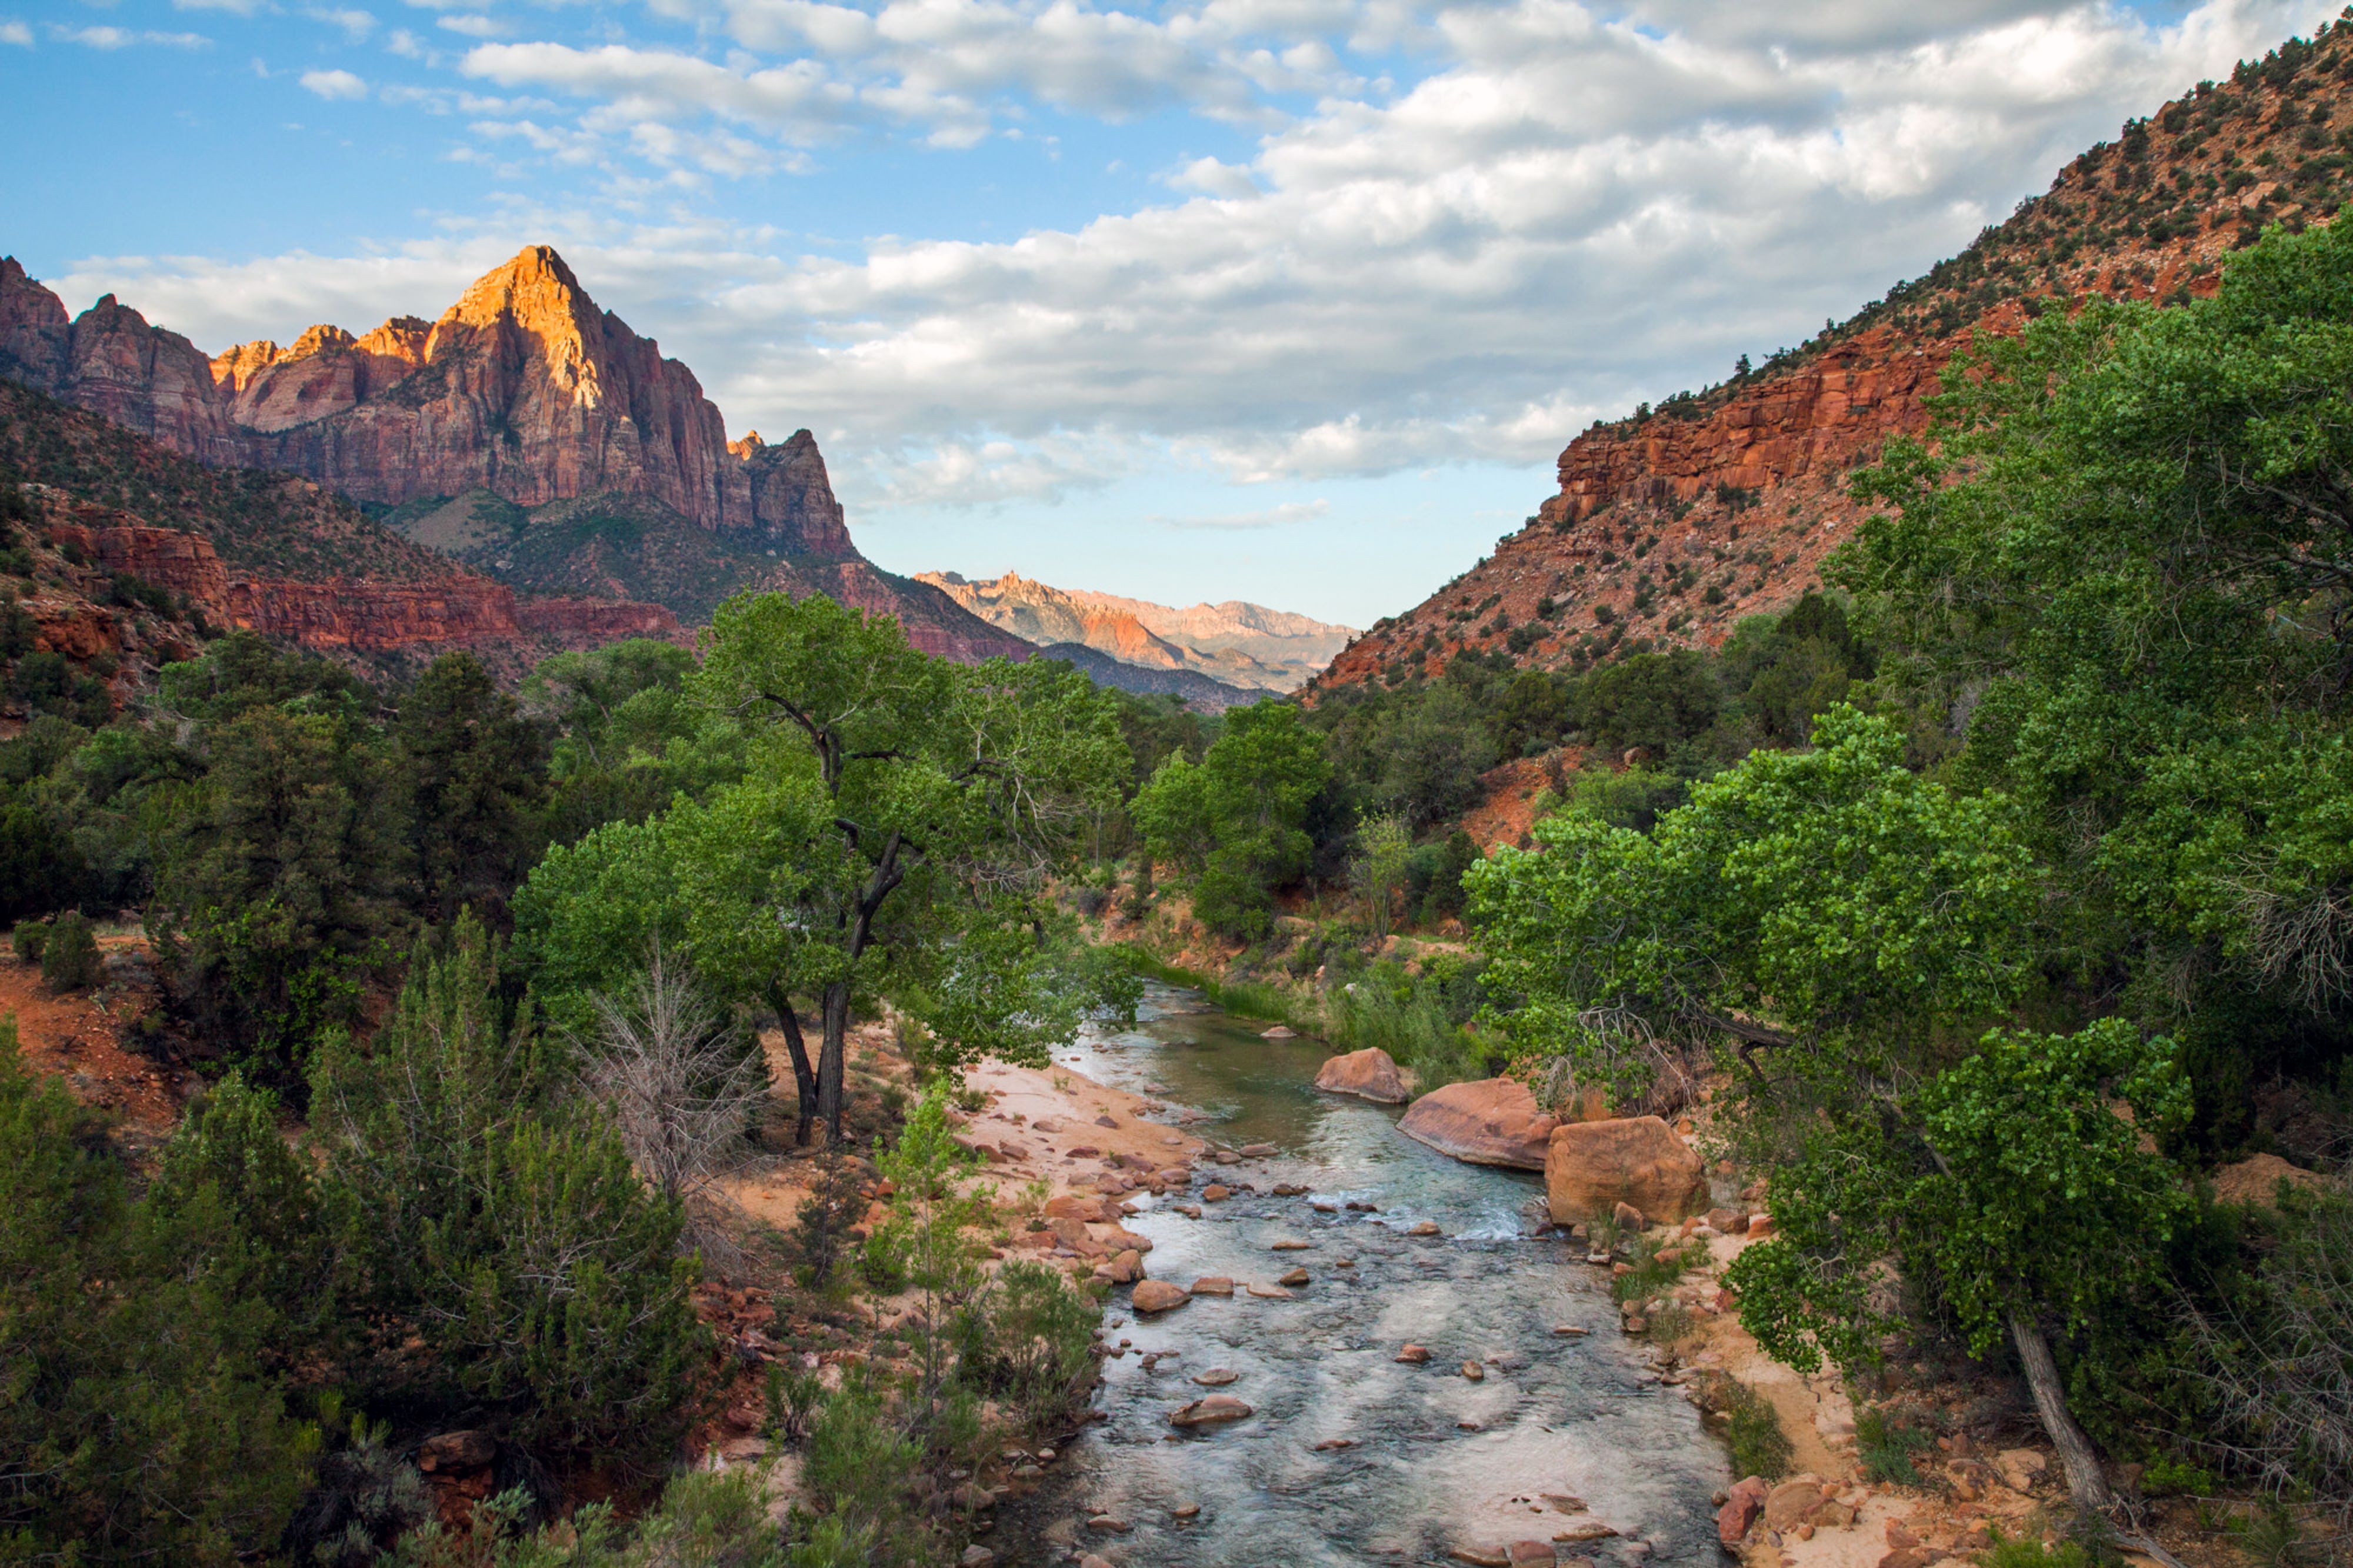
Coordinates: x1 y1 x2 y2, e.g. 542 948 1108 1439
1837 215 2353 1150
1572 648 1719 755
149 706 402 1085
0 1017 317 1562
1468 709 2185 1511
669 590 1129 1141
309 921 709 1469
1134 700 1329 939
395 652 550 925
1349 811 1414 937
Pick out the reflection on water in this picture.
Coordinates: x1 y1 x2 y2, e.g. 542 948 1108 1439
992 984 1728 1566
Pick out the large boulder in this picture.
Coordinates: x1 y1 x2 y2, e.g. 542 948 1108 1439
1545 1116 1708 1225
1131 1279 1190 1314
1315 1047 1410 1103
1397 1077 1557 1170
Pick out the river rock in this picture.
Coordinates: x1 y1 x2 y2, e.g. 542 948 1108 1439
1131 1279 1190 1314
1764 1479 1830 1532
1202 1184 1232 1202
959 1549 996 1568
1169 1394 1253 1427
1395 1343 1432 1363
1246 1282 1293 1299
1087 1514 1131 1532
1718 1476 1769 1544
1314 1046 1411 1103
1277 1266 1309 1286
1545 1116 1708 1225
1398 1077 1557 1170
1105 1249 1143 1284
1461 1360 1485 1381
1447 1548 1509 1567
1172 1502 1201 1518
1192 1367 1239 1385
1262 1025 1296 1038
1189 1276 1235 1296
1239 1142 1278 1158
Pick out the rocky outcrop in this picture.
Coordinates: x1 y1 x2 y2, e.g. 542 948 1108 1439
1315 41 2353 694
1544 1116 1708 1225
1397 1077 1557 1170
40 496 678 655
0 248 1032 657
1314 1047 1410 1103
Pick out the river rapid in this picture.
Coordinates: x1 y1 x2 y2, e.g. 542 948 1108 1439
993 983 1730 1567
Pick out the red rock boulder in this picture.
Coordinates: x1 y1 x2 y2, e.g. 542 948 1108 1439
1315 1047 1409 1103
1545 1115 1708 1225
1397 1077 1556 1170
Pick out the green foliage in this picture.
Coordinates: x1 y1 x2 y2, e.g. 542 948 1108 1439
1856 1407 1934 1486
1716 1379 1794 1482
311 919 711 1470
1135 700 1329 939
951 1259 1098 1436
395 653 550 925
1574 648 1719 755
0 1016 319 1563
11 918 48 963
1975 1530 2094 1568
38 909 101 990
1349 810 1414 937
1561 765 1685 833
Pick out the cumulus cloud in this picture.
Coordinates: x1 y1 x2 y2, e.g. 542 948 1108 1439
50 0 2347 512
54 25 211 47
305 6 376 39
0 19 29 47
1156 498 1333 527
301 66 369 98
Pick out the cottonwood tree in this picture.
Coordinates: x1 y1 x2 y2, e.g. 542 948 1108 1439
1468 709 2190 1517
524 591 1133 1144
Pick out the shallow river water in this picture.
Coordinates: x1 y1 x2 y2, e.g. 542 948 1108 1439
993 984 1730 1567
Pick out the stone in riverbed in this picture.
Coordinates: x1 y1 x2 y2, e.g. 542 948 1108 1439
1131 1279 1189 1314
1202 1184 1231 1202
1238 1142 1277 1157
1508 1544 1559 1564
1087 1514 1131 1533
1189 1276 1235 1296
1448 1547 1511 1566
959 1549 996 1568
1169 1394 1254 1427
1398 1077 1557 1170
1262 1025 1296 1038
1277 1266 1309 1286
1314 1046 1410 1103
1270 1237 1310 1250
1408 1220 1442 1236
1717 1477 1769 1546
1395 1343 1432 1363
1192 1367 1239 1385
1545 1116 1708 1226
1246 1282 1293 1299
1172 1502 1201 1518
1461 1360 1485 1381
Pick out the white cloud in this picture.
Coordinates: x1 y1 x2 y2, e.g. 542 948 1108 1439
437 13 505 38
54 24 211 47
306 8 377 41
301 66 369 98
48 0 2348 513
173 0 261 12
0 19 30 46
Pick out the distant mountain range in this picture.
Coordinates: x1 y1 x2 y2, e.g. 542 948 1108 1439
915 571 1355 694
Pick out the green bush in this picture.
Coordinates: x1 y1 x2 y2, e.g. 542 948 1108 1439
952 1259 1098 1433
1975 1528 2092 1568
39 909 101 990
0 1016 316 1562
789 1367 930 1566
12 918 47 964
1716 1378 1794 1481
1857 1407 1935 1486
310 920 713 1472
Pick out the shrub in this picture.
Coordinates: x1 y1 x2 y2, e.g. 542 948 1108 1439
12 918 48 964
39 909 101 990
1857 1407 1935 1486
952 1259 1098 1434
0 1017 315 1562
1715 1378 1794 1481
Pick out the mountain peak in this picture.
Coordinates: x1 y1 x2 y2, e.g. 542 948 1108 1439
443 243 596 338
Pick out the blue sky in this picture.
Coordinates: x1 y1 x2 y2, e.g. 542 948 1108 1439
2 0 2337 625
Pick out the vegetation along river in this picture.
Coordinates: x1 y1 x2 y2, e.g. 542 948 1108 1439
994 982 1730 1566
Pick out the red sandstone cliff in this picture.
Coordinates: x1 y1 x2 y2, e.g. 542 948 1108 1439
1315 35 2347 692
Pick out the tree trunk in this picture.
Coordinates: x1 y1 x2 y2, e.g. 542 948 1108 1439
2008 1311 2114 1511
769 987 819 1147
818 980 851 1142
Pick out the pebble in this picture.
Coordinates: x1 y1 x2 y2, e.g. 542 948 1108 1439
1192 1367 1239 1385
1277 1266 1310 1287
1172 1502 1201 1519
1409 1220 1442 1236
1168 1393 1254 1427
1270 1237 1311 1251
1088 1514 1131 1533
1396 1343 1432 1364
1551 1325 1589 1337
1314 1437 1357 1450
1202 1185 1232 1202
1461 1360 1485 1382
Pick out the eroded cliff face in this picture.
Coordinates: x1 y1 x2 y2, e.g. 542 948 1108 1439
0 247 865 560
1314 38 2351 693
0 248 1021 661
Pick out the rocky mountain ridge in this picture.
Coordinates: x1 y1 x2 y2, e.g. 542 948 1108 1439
0 247 1026 662
916 569 1354 693
1314 27 2353 692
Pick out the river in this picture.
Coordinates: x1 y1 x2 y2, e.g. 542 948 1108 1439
992 982 1730 1566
